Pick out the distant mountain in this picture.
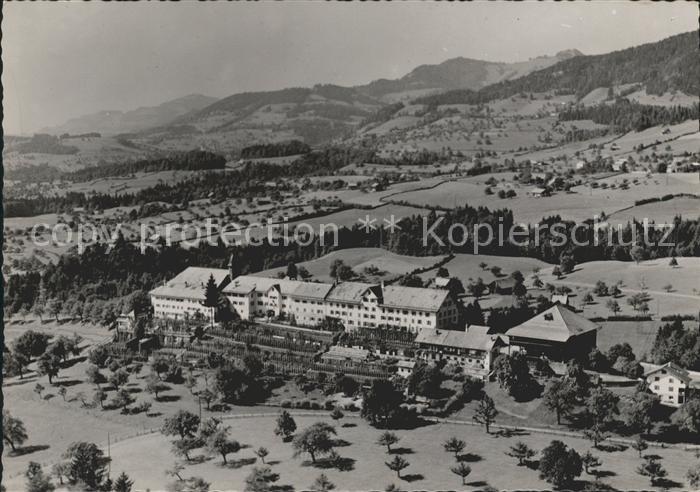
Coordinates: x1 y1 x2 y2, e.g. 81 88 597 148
358 50 583 100
42 94 219 136
414 31 698 106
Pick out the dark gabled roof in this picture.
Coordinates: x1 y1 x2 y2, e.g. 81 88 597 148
505 304 599 343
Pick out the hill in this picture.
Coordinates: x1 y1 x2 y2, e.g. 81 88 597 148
414 31 698 106
41 93 218 136
359 50 583 101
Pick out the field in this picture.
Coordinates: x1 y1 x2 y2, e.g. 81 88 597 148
258 247 448 283
4 411 695 491
388 171 700 223
532 257 700 317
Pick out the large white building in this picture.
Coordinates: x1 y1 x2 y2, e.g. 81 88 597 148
150 267 230 322
150 267 460 332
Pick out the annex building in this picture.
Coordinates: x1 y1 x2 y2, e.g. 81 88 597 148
505 304 599 362
150 266 460 332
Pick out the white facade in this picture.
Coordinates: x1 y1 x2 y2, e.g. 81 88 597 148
644 362 700 407
150 267 230 322
223 275 459 332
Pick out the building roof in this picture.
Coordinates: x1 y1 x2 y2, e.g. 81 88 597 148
415 325 504 352
321 345 369 362
223 275 299 296
150 267 229 300
380 285 449 312
642 362 700 386
505 304 599 342
326 282 371 304
434 276 452 288
292 281 334 300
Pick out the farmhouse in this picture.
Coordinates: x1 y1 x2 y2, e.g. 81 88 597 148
641 362 700 407
489 277 517 295
151 267 460 333
505 304 599 362
415 325 507 380
528 187 548 198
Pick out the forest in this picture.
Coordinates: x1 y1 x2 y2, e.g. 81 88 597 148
558 101 699 133
240 140 311 159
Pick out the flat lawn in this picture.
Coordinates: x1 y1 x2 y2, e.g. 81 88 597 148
9 413 693 492
257 247 446 283
533 257 700 317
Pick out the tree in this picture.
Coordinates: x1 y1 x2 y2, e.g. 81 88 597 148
377 431 400 453
583 423 609 449
292 422 336 463
605 299 620 316
286 262 298 280
330 407 344 423
3 410 28 452
630 245 647 264
172 437 199 461
637 456 667 485
552 266 562 279
492 352 537 400
109 368 129 390
310 473 335 492
621 391 657 434
112 388 134 412
58 387 67 401
64 441 108 489
585 386 619 428
93 388 107 409
37 353 61 384
583 292 594 305
361 379 405 428
538 440 582 488
34 383 45 399
443 437 466 459
407 362 443 398
581 451 601 475
385 456 409 478
145 372 166 400
669 257 678 267
687 463 700 489
560 255 576 275
199 388 215 411
113 472 134 492
255 447 269 464
506 441 535 466
542 380 576 426
88 345 109 368
5 350 29 379
206 427 240 464
162 410 200 439
672 399 700 434
244 466 279 492
13 330 51 359
274 410 297 441
47 298 63 322
451 462 472 485
473 395 498 433
51 463 70 486
203 274 220 326
25 462 55 492
631 437 648 458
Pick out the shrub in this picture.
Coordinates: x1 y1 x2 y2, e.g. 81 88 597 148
344 403 359 412
323 400 335 410
280 400 292 408
310 402 321 410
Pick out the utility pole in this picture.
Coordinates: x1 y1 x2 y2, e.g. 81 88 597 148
107 432 111 479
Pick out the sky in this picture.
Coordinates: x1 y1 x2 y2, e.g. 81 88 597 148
2 1 697 135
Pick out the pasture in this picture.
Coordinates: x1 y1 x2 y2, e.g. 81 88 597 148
257 247 447 283
10 412 693 492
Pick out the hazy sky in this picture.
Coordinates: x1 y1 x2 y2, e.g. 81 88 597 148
3 1 696 135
